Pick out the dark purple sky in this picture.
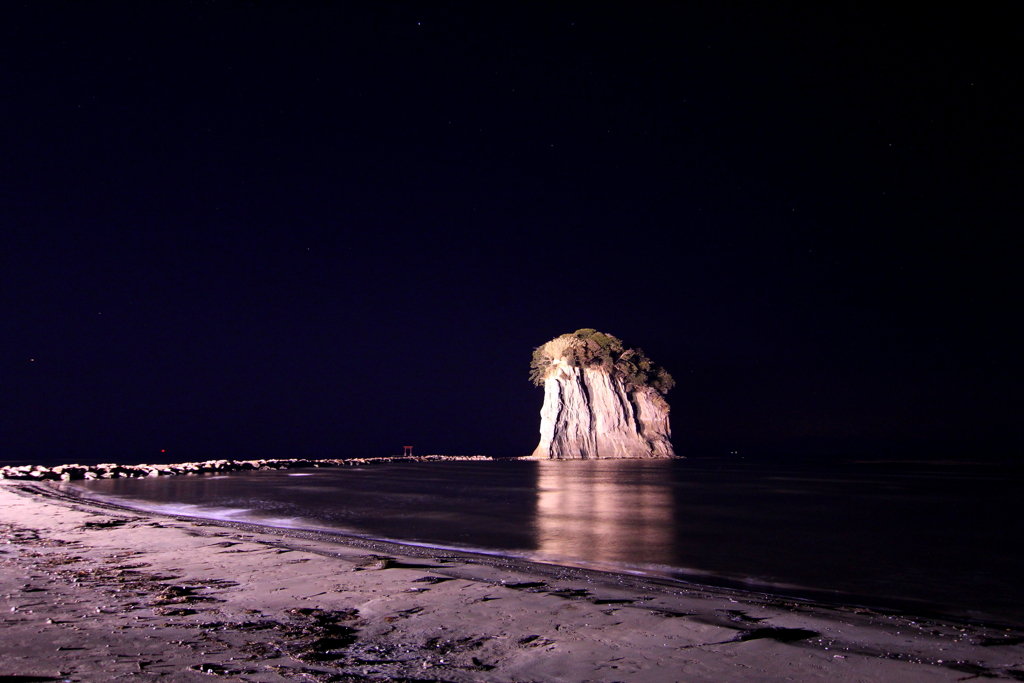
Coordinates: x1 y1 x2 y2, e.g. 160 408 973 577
2 3 1021 463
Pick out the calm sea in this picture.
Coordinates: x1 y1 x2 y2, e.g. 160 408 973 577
65 458 1023 626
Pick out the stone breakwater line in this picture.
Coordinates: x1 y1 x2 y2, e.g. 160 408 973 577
0 454 494 481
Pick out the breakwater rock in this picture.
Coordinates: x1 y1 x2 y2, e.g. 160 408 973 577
0 455 494 482
528 329 676 459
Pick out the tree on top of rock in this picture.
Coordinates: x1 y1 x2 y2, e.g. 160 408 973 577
530 328 675 397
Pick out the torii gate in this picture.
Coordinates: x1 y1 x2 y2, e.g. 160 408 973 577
403 446 413 456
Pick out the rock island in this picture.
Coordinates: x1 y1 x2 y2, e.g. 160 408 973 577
528 328 676 459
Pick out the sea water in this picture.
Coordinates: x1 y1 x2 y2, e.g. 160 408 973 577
66 458 1024 626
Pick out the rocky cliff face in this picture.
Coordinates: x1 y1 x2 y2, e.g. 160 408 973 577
528 331 675 459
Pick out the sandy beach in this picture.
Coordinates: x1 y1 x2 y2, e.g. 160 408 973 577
2 481 1022 682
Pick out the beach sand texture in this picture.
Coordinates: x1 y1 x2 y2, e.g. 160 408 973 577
2 482 1022 682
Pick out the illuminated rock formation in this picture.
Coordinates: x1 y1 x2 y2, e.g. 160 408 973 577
528 329 675 459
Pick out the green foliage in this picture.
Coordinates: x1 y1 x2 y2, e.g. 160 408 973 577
530 329 675 395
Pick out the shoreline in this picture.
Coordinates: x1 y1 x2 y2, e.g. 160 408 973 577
52 476 1023 633
3 480 1023 682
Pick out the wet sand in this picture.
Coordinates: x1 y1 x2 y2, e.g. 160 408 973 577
2 481 1022 682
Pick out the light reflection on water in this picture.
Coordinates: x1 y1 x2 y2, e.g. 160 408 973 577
534 460 675 568
65 458 1024 626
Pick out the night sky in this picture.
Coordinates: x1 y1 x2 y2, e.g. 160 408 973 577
3 3 1021 464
